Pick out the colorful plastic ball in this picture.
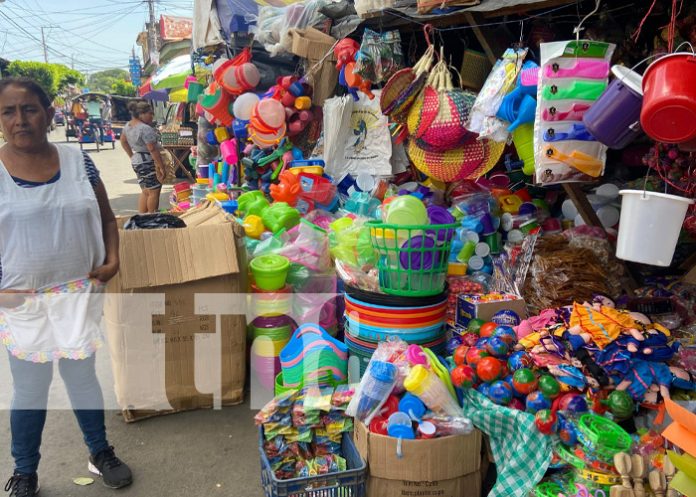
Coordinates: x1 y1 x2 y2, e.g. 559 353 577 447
507 351 533 371
465 347 490 367
446 336 463 356
476 356 504 383
557 416 578 446
477 382 491 397
556 393 588 414
526 391 552 413
467 318 485 334
479 322 498 338
538 375 561 399
492 309 521 327
460 332 479 347
485 336 509 358
512 368 538 395
453 345 469 366
534 409 558 434
488 380 513 406
604 390 635 420
492 325 518 346
451 365 477 389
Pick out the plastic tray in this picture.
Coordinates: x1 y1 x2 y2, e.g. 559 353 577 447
259 429 366 497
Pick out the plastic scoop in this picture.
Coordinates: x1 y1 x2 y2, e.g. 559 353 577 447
544 146 603 177
544 60 609 79
542 80 607 101
544 123 596 142
542 103 591 122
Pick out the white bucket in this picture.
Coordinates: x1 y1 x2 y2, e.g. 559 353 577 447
616 190 694 266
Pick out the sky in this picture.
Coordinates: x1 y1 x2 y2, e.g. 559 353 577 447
0 0 194 74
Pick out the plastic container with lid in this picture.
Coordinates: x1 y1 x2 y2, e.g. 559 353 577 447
404 365 461 416
250 254 290 291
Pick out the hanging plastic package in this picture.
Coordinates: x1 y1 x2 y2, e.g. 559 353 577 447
533 40 615 185
354 29 404 85
468 47 528 142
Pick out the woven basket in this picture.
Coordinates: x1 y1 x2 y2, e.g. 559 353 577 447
463 138 506 179
407 137 488 182
159 149 180 185
460 49 492 91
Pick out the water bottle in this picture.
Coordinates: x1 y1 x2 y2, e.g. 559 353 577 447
356 360 397 423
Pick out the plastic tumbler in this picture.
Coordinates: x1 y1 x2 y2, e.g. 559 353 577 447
356 360 397 423
404 365 461 416
399 393 427 421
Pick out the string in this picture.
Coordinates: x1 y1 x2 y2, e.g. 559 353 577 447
668 0 678 52
631 0 659 42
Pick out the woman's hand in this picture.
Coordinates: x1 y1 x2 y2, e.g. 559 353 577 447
89 260 119 283
0 290 33 309
156 166 166 183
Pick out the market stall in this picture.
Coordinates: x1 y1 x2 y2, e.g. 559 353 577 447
114 0 696 495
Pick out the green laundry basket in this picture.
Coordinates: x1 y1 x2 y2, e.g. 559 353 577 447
368 220 457 297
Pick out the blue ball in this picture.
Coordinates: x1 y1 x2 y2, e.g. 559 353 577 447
492 325 518 346
487 380 513 406
525 391 552 414
446 336 463 356
507 351 532 371
477 382 491 397
485 336 509 358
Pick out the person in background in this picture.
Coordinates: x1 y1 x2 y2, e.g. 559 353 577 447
0 77 132 496
85 96 104 142
120 100 165 213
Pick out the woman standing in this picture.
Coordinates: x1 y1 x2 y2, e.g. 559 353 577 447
120 101 165 213
0 78 132 495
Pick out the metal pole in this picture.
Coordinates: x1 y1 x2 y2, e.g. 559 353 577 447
147 0 156 61
40 26 48 63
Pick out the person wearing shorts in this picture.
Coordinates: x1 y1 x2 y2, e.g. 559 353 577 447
120 101 165 213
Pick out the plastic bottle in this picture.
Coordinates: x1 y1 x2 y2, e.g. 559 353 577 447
404 365 461 417
355 360 397 424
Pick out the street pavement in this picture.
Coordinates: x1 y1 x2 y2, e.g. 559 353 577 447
0 129 263 497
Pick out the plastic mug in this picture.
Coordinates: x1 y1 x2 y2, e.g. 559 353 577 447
417 421 437 439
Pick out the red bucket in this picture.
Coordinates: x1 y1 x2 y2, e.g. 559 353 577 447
640 53 696 143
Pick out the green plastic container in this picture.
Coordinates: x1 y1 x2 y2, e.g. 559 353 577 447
250 254 290 291
368 221 457 297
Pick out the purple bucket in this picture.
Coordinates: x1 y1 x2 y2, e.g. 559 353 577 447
583 65 643 149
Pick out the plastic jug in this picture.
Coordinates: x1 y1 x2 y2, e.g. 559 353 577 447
404 365 461 417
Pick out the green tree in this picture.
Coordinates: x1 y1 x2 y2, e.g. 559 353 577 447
87 69 130 93
110 80 136 97
6 60 56 98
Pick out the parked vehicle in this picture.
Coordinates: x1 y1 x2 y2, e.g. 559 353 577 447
54 110 65 125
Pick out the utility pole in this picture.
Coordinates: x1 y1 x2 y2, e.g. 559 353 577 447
40 26 48 63
147 0 157 65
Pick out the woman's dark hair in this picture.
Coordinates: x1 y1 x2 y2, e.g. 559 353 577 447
127 100 153 119
0 77 52 109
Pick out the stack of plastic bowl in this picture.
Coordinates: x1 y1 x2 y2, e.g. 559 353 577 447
342 285 448 379
249 315 295 391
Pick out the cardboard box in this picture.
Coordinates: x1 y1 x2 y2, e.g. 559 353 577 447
354 422 482 497
288 27 339 106
456 294 527 328
105 203 248 422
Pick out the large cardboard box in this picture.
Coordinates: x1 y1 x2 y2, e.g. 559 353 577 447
354 422 482 497
288 27 338 106
105 204 248 422
456 294 527 328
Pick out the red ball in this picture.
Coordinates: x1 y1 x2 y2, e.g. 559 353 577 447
454 345 469 366
476 356 504 383
451 365 477 388
534 409 557 435
479 322 498 338
466 347 490 367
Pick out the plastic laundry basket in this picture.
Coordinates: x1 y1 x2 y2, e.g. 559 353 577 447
368 220 457 297
616 190 694 266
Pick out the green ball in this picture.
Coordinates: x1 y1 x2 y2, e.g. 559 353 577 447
468 318 486 334
538 374 561 399
606 390 634 419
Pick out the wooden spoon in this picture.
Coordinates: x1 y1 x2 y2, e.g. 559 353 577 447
630 454 647 497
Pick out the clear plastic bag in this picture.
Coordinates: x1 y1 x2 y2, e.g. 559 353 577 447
251 1 329 56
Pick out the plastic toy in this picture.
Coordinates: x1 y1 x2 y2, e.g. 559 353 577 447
485 336 509 358
270 170 301 205
507 351 532 371
476 356 504 383
526 391 552 413
453 345 469 366
512 368 538 395
219 139 238 166
465 347 489 367
333 38 360 71
535 409 558 434
261 202 300 234
488 380 513 405
556 393 588 414
602 390 634 420
538 374 561 399
467 318 485 334
492 326 517 346
451 364 477 389
479 322 498 338
243 214 265 239
238 190 270 217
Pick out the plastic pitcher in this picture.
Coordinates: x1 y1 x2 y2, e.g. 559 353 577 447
616 190 694 267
